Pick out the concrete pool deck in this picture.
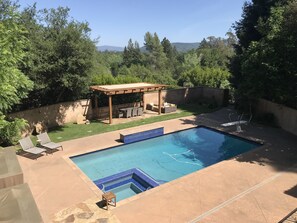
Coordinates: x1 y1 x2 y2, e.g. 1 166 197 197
17 107 297 222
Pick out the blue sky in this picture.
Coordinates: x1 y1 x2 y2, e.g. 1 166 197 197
18 0 246 47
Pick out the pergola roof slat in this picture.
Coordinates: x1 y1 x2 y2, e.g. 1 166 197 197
90 82 166 95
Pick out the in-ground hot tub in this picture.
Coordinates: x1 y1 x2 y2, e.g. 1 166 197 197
93 168 160 201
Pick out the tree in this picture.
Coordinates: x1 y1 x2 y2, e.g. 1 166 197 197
231 0 290 89
182 50 200 70
196 36 235 70
144 32 167 70
0 0 33 145
122 39 142 67
233 0 280 50
231 0 296 108
178 66 230 89
161 37 177 61
238 1 297 108
19 6 97 108
161 37 179 76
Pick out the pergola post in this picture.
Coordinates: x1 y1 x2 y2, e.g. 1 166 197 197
158 89 162 115
94 95 99 118
108 95 113 124
142 93 146 111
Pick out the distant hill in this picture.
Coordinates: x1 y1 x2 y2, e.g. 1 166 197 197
171 42 200 52
97 42 200 53
97 45 124 52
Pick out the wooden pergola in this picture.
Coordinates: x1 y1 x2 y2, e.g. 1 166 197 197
90 82 167 124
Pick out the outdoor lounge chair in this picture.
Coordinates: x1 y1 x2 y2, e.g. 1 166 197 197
117 110 124 118
19 137 46 157
37 132 63 151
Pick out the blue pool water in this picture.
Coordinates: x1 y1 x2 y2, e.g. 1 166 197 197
71 127 260 200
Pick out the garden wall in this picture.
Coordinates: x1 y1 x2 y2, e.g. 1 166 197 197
9 100 93 131
144 86 227 107
9 86 228 132
255 99 297 136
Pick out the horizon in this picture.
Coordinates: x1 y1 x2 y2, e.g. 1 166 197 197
18 0 246 47
98 41 200 48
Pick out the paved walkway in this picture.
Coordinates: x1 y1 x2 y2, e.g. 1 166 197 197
17 107 297 222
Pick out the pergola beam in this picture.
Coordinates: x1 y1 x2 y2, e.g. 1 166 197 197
90 84 166 96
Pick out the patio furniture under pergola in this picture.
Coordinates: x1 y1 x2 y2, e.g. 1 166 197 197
90 82 167 124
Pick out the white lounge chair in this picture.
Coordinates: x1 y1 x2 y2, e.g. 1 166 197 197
19 137 46 158
37 132 63 151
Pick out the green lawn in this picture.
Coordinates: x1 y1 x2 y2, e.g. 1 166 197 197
43 103 217 143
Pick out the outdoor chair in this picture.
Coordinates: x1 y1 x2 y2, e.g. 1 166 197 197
137 107 143 116
37 132 63 151
124 108 132 118
117 110 124 118
19 137 46 158
132 107 138 117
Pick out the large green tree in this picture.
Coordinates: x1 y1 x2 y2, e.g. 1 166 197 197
122 39 142 67
231 0 279 89
196 35 235 70
19 5 97 108
0 0 33 145
232 0 296 108
144 32 167 70
178 66 230 89
161 37 179 77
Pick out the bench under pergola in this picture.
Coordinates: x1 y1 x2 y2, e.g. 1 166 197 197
90 82 167 124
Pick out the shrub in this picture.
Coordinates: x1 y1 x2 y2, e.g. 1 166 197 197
0 116 28 146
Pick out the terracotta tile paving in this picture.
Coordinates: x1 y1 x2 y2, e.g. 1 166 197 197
17 107 297 222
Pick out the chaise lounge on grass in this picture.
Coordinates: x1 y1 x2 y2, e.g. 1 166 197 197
37 132 63 151
19 137 46 159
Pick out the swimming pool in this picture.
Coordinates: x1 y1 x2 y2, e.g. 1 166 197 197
71 127 260 201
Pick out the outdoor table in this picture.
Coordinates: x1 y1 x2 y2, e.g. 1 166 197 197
119 107 133 118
